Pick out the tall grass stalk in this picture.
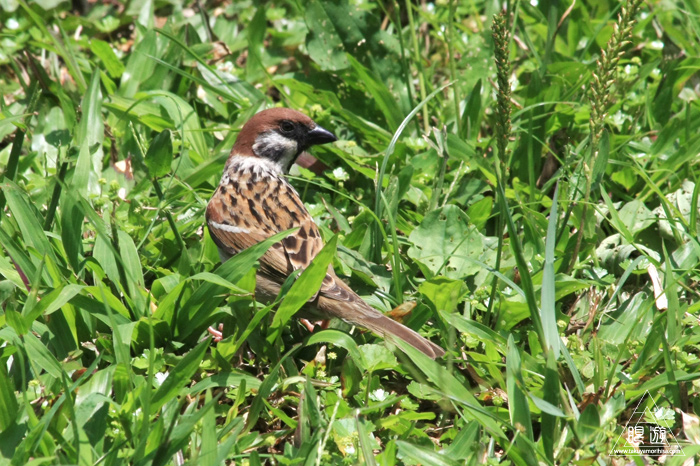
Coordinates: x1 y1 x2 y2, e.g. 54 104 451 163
568 0 641 272
404 0 430 133
486 10 512 321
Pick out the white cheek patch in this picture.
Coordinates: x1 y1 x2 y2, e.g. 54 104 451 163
252 131 298 172
209 221 250 234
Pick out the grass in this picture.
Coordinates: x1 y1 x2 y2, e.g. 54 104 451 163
1 0 700 464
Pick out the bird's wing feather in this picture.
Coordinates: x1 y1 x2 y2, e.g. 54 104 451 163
206 165 326 290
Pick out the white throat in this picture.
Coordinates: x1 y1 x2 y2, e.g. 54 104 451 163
220 155 288 187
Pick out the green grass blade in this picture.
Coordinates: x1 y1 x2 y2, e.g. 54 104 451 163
150 339 209 413
541 183 561 358
267 235 338 344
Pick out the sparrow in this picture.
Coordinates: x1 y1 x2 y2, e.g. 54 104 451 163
206 108 445 359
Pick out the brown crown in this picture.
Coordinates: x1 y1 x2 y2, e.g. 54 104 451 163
231 108 315 157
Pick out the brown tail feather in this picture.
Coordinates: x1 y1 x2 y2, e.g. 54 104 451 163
316 295 445 359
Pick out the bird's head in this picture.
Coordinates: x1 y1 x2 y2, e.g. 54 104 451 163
231 108 337 173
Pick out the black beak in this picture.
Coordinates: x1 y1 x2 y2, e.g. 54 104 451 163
306 125 337 146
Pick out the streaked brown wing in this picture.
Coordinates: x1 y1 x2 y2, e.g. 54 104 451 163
206 169 325 284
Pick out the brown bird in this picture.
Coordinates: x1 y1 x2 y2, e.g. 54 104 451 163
206 108 445 359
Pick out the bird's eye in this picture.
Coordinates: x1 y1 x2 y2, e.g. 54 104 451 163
280 121 294 133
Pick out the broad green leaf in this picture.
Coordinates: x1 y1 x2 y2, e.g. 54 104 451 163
104 96 173 131
73 368 113 443
347 55 401 131
407 205 484 279
245 6 266 81
461 79 483 140
118 229 144 288
305 329 362 363
24 284 83 323
59 193 84 274
358 344 397 373
145 91 208 159
90 39 125 78
120 29 157 97
23 332 63 379
5 308 28 335
73 70 103 197
145 130 173 178
575 404 600 444
93 235 120 286
3 180 54 261
419 277 469 314
617 199 656 236
304 0 349 71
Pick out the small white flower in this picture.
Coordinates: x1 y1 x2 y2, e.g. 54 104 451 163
370 388 388 402
154 372 168 386
679 88 697 102
332 167 349 181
